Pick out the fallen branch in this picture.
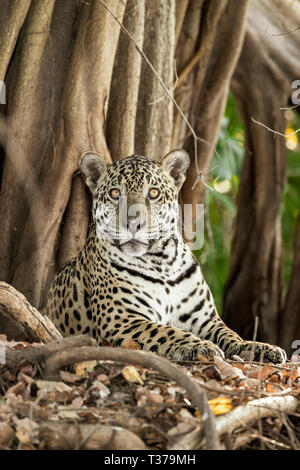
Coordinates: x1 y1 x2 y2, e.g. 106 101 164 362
43 344 221 450
0 282 62 343
215 395 298 436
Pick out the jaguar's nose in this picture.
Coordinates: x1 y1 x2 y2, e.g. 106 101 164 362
126 215 146 236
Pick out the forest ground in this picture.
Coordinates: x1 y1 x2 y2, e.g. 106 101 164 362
0 334 299 450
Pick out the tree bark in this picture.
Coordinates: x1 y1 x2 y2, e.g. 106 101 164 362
134 0 175 160
0 282 61 342
0 0 32 81
106 0 145 161
174 0 249 239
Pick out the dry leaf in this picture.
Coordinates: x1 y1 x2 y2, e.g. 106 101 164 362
208 397 233 415
101 338 111 346
75 360 97 376
213 356 246 379
89 380 110 398
0 422 14 447
248 364 277 381
96 374 110 385
179 408 197 420
5 381 25 397
59 369 83 383
15 418 39 446
36 380 72 393
57 409 80 419
266 383 276 393
168 421 196 437
71 396 84 408
281 367 300 384
145 389 164 403
122 339 141 350
230 363 247 373
122 366 144 385
137 395 147 407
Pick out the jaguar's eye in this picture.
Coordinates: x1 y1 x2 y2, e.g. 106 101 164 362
109 188 121 200
148 188 160 200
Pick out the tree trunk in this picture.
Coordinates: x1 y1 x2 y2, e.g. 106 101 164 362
0 0 125 308
174 0 249 238
0 0 299 356
0 0 250 314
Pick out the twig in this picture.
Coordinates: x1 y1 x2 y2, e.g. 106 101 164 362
251 117 300 137
175 45 204 90
280 413 300 450
191 165 218 191
148 58 179 106
271 26 300 37
280 103 300 111
252 316 259 342
233 430 291 449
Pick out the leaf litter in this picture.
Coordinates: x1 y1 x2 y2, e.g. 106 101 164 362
0 336 299 450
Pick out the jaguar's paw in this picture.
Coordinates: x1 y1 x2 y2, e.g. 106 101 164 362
174 340 225 361
229 341 287 363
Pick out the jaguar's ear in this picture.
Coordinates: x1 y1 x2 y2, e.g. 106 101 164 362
80 152 107 194
161 149 190 190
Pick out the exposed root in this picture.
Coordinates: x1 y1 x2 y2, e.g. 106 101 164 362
0 282 61 343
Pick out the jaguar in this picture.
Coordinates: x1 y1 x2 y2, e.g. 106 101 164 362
45 150 286 363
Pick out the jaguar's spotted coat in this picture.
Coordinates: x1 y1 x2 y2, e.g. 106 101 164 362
45 150 286 363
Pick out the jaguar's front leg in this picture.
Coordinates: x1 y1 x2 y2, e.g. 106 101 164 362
100 312 224 361
195 315 286 363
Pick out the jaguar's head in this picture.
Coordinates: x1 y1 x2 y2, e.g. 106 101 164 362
80 150 190 257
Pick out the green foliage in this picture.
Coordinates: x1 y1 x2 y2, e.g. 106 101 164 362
281 131 300 289
193 92 300 314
